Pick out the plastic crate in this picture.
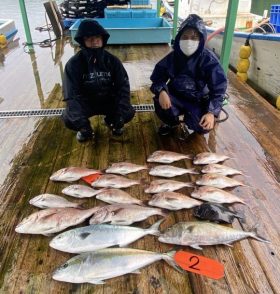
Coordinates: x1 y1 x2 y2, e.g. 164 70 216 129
70 18 172 44
270 5 280 32
130 0 150 5
104 8 131 18
131 9 157 18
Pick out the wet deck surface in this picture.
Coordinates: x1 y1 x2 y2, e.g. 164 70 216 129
0 42 280 293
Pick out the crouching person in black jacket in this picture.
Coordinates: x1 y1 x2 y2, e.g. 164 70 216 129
62 19 135 142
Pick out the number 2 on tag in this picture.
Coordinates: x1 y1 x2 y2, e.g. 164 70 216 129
174 251 224 280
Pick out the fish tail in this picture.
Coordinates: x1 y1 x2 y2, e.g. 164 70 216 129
163 251 185 273
185 154 194 160
147 219 164 236
188 168 201 175
250 226 270 243
184 182 196 188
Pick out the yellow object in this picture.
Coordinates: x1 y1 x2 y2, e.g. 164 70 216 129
237 58 250 73
0 34 7 49
160 6 166 16
237 72 248 82
239 45 252 59
276 96 280 110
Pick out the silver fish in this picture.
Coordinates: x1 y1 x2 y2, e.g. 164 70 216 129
191 186 246 204
89 204 167 225
149 165 199 178
147 150 193 163
15 207 98 236
50 220 163 253
196 173 247 189
96 188 143 205
145 179 194 194
193 203 243 224
50 167 100 182
148 192 202 210
91 174 139 188
193 152 230 165
201 164 243 176
52 248 182 284
158 221 270 250
105 162 147 175
62 184 102 198
29 194 81 209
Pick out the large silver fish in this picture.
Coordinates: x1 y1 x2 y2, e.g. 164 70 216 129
149 165 199 178
50 167 100 182
62 184 102 198
201 164 243 176
105 162 147 175
158 222 270 250
191 186 246 204
89 204 167 225
145 179 194 194
147 150 193 163
148 192 202 210
91 174 139 188
196 174 247 189
193 152 230 165
95 188 143 205
52 248 182 284
49 220 163 253
29 194 81 209
15 207 98 236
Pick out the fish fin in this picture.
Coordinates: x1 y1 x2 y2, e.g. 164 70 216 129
110 220 131 225
147 219 165 236
89 279 105 285
163 251 185 274
249 225 271 243
224 243 234 247
185 182 196 188
190 244 203 250
185 154 194 160
130 270 141 274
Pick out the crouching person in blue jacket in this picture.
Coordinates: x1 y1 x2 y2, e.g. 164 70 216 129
62 19 135 142
150 14 227 136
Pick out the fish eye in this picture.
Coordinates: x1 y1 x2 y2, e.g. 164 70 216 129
62 263 69 269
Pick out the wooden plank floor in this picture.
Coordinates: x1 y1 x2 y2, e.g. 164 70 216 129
0 44 280 293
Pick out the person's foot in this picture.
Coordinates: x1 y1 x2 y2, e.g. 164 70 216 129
76 130 94 142
158 124 177 136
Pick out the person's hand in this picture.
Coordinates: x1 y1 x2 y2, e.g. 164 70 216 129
159 91 172 109
199 112 215 130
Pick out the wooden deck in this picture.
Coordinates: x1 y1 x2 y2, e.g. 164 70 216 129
0 44 280 293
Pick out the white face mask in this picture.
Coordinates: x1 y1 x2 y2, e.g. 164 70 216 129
179 40 199 56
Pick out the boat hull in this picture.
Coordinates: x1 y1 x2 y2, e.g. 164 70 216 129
207 28 280 102
0 19 18 43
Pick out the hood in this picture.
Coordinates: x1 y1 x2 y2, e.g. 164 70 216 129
74 19 110 48
174 14 207 57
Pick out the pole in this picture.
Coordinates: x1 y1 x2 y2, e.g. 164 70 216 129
19 0 34 52
157 0 161 17
172 0 179 40
220 0 239 73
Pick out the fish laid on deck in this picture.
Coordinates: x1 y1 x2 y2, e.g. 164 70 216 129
62 184 102 198
148 192 202 210
193 203 243 223
193 152 230 165
147 150 193 163
52 248 182 284
91 174 139 188
50 167 100 182
50 220 163 253
29 194 81 209
15 207 98 236
89 204 167 225
105 162 147 175
149 165 199 178
158 222 269 250
145 179 194 193
95 188 143 205
191 186 246 204
201 163 244 176
196 173 247 188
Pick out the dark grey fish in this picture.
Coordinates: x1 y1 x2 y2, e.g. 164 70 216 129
193 203 243 224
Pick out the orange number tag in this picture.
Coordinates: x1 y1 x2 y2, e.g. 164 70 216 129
174 250 224 280
82 173 102 185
